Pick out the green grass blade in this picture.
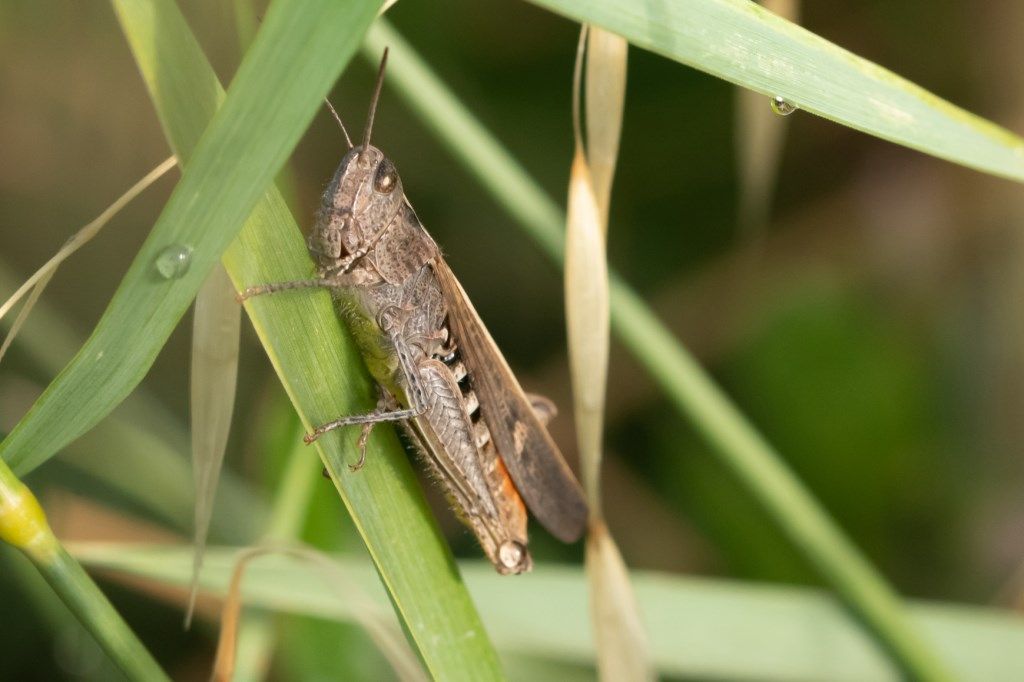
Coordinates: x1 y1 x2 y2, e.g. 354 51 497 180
0 0 378 475
527 0 1024 182
0 466 169 681
101 1 503 677
71 544 1024 681
362 20 951 680
187 263 241 624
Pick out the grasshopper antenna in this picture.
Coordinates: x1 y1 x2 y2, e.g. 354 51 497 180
324 98 354 149
361 47 389 150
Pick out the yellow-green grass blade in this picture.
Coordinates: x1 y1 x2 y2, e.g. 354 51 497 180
102 0 502 677
363 20 951 680
527 0 1024 183
0 465 169 681
73 544 1024 681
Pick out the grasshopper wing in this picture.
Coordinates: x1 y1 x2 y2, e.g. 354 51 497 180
431 258 588 542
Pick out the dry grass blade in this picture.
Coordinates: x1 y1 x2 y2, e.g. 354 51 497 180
587 521 652 682
186 264 241 627
212 547 426 682
0 156 177 363
735 0 800 241
568 26 652 682
584 27 628 222
567 26 612 508
565 150 609 503
0 271 52 366
0 156 177 325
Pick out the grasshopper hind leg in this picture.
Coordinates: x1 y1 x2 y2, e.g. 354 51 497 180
303 405 418 444
313 386 402 473
304 385 415 474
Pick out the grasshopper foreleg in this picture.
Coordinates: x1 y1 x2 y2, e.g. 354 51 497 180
236 277 343 302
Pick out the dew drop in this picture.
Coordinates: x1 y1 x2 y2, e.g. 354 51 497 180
154 244 192 279
770 96 798 116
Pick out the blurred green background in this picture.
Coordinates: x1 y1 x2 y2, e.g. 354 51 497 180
3 0 1024 678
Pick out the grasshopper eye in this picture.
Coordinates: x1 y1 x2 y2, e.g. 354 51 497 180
373 158 398 194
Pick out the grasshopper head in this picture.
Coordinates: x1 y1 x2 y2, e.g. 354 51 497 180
310 144 404 273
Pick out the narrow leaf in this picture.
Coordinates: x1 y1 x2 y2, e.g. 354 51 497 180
186 263 241 626
74 544 1024 682
0 273 53 366
0 465 169 681
586 521 652 682
568 27 650 681
527 0 1024 182
584 27 628 222
565 147 609 505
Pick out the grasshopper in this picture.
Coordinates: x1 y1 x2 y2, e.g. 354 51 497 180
241 51 587 574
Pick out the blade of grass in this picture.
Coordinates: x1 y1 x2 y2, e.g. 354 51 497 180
0 272 53 366
73 544 1024 682
527 0 1024 183
1 546 123 680
0 260 82 371
105 1 502 677
567 26 651 682
186 263 241 625
567 28 613 511
0 465 169 681
583 27 627 222
362 20 952 680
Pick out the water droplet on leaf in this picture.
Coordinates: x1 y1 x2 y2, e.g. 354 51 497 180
770 96 797 116
154 245 192 279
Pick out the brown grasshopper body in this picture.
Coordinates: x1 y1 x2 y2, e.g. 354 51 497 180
242 54 587 574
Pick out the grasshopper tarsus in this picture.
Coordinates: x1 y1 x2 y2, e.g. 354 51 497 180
351 421 374 471
237 283 282 302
